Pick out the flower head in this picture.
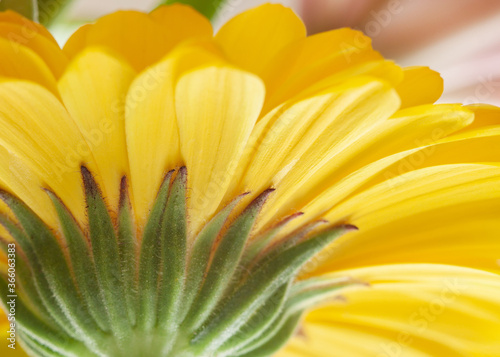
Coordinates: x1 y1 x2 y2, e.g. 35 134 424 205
0 4 499 357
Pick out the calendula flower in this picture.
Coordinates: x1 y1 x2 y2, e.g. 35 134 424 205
0 4 499 357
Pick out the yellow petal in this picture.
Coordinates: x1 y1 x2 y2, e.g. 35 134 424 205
261 29 383 112
149 4 213 45
83 6 213 72
298 125 499 239
395 66 443 108
292 60 403 101
0 23 68 79
0 37 58 95
226 77 400 229
0 80 100 226
215 4 305 76
0 10 57 45
0 145 58 227
314 164 500 274
356 124 500 193
297 104 473 226
461 104 500 131
62 24 91 59
126 57 180 231
58 48 136 211
85 11 167 72
281 264 500 357
175 66 265 235
126 44 225 230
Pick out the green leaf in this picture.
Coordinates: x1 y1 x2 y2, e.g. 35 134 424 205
0 0 37 21
81 166 131 340
137 170 174 331
182 189 274 333
161 0 228 21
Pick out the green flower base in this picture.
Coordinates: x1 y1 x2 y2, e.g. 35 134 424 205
0 167 356 357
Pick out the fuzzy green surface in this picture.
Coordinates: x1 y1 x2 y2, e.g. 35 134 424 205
0 167 357 357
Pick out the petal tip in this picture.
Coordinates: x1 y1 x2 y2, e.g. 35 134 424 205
341 224 358 232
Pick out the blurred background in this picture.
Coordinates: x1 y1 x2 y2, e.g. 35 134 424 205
51 0 500 105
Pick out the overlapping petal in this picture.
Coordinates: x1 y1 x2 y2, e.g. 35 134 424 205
0 37 59 95
215 4 306 76
175 65 265 234
0 80 101 226
63 4 212 72
0 10 57 44
0 4 497 357
395 66 443 108
310 164 500 274
125 42 226 230
280 264 500 357
58 48 136 212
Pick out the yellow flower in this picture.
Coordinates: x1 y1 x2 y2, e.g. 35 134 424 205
0 4 499 357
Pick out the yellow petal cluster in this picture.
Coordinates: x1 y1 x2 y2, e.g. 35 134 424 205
0 4 499 356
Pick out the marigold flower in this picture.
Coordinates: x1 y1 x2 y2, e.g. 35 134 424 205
0 4 499 357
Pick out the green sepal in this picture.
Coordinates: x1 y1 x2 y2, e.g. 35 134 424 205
236 311 303 357
239 219 330 290
137 170 174 331
243 220 328 283
0 214 76 338
220 282 291 356
260 219 329 263
45 189 111 333
0 166 360 357
17 332 64 357
0 236 53 325
289 276 363 308
182 189 275 332
117 177 138 327
237 276 361 356
191 224 356 353
0 275 88 357
0 190 106 351
240 212 304 268
156 167 188 335
180 193 247 325
81 166 131 340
